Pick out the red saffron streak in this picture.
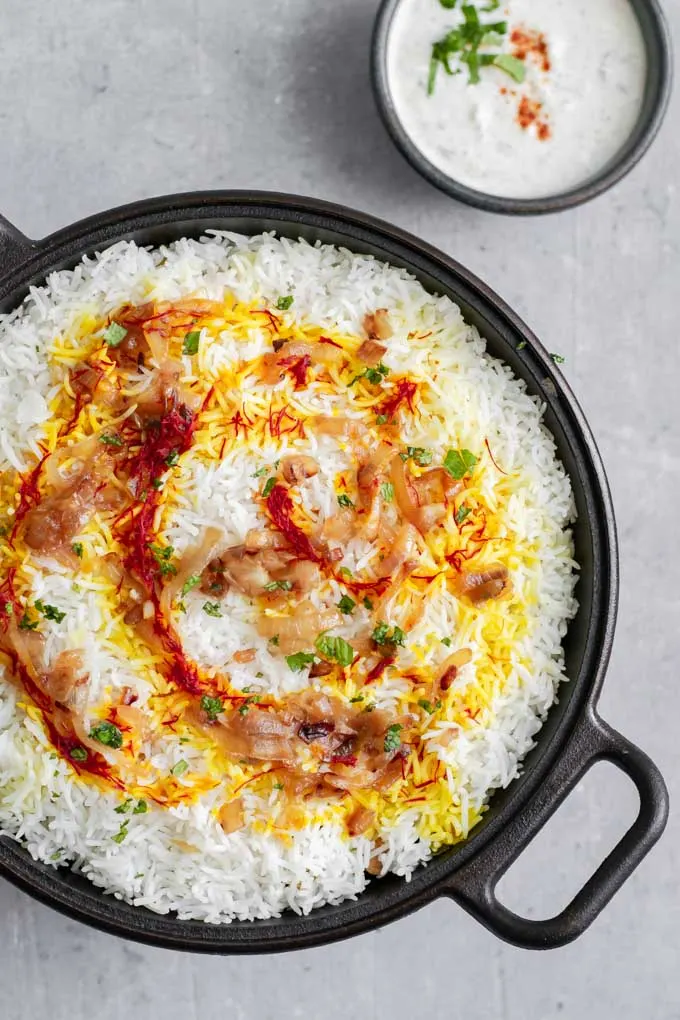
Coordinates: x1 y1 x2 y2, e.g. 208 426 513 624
278 353 311 389
484 438 507 475
365 656 395 684
319 336 343 349
266 484 320 562
377 379 418 420
9 448 50 541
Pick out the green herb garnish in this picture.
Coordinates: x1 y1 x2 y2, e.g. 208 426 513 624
262 477 277 498
149 543 177 577
69 747 88 762
401 446 433 466
384 724 403 754
363 597 374 611
171 760 189 778
337 595 356 615
112 821 129 844
103 322 128 347
276 295 294 311
376 414 388 425
315 633 355 667
263 579 293 592
428 4 516 93
99 433 123 447
380 481 394 503
201 694 224 721
441 637 452 647
133 800 148 814
151 478 163 490
183 330 201 356
90 721 123 749
551 353 565 364
285 651 316 672
352 363 389 387
418 699 434 713
371 622 406 648
350 694 364 703
493 53 525 82
18 613 39 631
455 504 472 525
203 601 222 618
443 448 478 480
337 493 354 509
115 798 134 815
34 600 66 623
180 574 201 597
165 449 180 467
72 542 83 558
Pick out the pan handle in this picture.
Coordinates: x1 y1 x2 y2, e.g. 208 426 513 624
0 214 36 279
438 707 668 948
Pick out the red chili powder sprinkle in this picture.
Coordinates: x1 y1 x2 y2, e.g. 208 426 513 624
510 27 551 72
516 96 551 140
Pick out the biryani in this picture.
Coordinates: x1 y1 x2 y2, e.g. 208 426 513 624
0 232 577 922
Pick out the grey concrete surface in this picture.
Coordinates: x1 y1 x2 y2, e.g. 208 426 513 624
0 1 678 1017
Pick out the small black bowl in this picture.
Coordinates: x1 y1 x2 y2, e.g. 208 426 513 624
371 0 673 215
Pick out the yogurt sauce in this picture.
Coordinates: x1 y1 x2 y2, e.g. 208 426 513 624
387 0 647 199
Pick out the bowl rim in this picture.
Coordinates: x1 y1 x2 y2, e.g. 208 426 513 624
0 190 620 950
370 0 674 215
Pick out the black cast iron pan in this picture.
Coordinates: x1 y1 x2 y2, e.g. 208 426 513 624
0 191 669 951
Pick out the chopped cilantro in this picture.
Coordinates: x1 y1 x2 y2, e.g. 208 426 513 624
352 363 389 387
18 613 39 631
315 633 355 667
441 637 452 647
371 621 406 647
253 465 269 477
112 821 129 844
72 542 83 558
183 330 201 356
115 798 134 815
443 448 478 480
99 433 123 447
337 594 356 615
376 414 388 425
269 634 280 646
493 53 525 82
180 574 201 597
90 721 123 749
34 600 66 623
202 601 222 618
276 295 294 310
337 493 354 509
401 446 433 466
133 800 148 815
418 699 434 713
201 694 224 721
384 724 403 754
262 476 276 498
165 449 180 467
263 579 293 592
338 567 353 579
151 478 163 490
171 760 189 778
380 481 394 503
349 694 364 703
103 322 128 347
428 3 511 92
285 651 316 672
455 504 472 525
149 543 177 577
2 602 12 616
363 597 374 611
69 747 88 762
